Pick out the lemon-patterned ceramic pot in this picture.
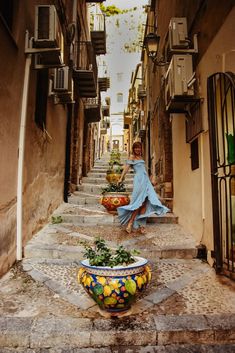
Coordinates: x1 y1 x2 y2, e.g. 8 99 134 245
78 257 151 315
100 192 130 214
106 173 121 184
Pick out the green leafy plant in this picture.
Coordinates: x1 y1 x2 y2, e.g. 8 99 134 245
109 160 122 166
101 182 126 194
51 215 63 224
83 238 140 267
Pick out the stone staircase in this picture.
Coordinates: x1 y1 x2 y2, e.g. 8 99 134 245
68 153 177 224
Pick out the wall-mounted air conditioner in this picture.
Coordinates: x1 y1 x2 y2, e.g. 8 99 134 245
169 18 189 49
53 67 74 104
138 85 147 98
53 66 71 92
34 5 64 68
34 5 62 48
165 54 195 112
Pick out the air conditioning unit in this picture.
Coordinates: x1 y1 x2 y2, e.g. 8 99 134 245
165 54 194 112
53 67 74 104
169 18 189 49
53 66 71 92
34 5 64 68
138 85 147 98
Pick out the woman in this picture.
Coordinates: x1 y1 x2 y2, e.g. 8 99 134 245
117 142 169 234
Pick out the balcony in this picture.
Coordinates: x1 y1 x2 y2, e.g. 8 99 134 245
98 77 110 91
102 104 110 116
100 121 108 134
73 41 97 98
90 14 106 55
83 97 101 123
138 84 147 99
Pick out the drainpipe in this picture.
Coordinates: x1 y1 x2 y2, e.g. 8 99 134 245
16 44 32 260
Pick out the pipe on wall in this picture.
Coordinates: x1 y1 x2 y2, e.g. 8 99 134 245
16 48 32 260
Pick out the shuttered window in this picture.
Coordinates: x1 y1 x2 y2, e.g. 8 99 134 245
35 69 49 130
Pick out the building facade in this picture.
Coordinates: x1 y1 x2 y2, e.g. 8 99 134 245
0 0 107 277
134 0 235 277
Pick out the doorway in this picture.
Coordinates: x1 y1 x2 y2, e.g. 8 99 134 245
208 72 235 278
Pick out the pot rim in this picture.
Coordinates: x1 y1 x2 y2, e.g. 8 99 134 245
101 192 130 196
81 256 148 271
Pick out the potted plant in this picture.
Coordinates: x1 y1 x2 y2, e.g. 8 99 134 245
100 182 130 214
78 238 151 316
106 165 123 184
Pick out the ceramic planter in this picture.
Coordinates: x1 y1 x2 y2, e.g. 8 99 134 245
106 173 122 184
78 257 151 315
100 192 130 214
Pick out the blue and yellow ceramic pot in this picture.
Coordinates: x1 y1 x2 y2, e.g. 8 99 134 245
78 257 151 314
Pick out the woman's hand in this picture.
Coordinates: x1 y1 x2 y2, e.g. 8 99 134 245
117 177 123 185
150 174 157 186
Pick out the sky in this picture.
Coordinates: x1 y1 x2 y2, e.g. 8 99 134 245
104 0 149 10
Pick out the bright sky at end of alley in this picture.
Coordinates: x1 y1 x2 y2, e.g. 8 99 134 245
104 0 149 10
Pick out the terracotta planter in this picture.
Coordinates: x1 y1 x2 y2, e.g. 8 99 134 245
106 173 121 184
78 257 151 316
100 192 130 214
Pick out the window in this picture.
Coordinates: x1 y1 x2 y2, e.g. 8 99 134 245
190 138 199 170
117 92 123 103
35 70 49 130
117 73 123 82
0 0 14 30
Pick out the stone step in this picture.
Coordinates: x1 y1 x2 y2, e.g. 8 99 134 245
147 213 178 224
82 177 133 185
87 172 133 178
88 171 134 177
54 213 115 225
0 314 234 348
24 220 193 260
68 192 100 205
78 183 133 193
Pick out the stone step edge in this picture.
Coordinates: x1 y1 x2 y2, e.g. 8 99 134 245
0 313 234 348
24 243 198 259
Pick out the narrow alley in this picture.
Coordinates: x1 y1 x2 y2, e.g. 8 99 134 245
0 0 235 352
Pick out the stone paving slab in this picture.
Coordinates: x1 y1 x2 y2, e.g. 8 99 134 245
0 345 235 352
0 314 235 349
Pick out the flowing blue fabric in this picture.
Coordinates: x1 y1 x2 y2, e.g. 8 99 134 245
117 159 170 229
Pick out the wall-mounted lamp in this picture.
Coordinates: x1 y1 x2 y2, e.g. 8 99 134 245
144 32 167 66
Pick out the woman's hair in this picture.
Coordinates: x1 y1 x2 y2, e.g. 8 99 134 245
132 141 142 155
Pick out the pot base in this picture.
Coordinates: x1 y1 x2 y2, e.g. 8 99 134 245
98 306 132 318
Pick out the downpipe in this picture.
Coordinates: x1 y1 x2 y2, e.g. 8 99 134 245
16 51 32 260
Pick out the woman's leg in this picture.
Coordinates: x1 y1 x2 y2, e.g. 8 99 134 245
126 199 147 233
138 199 148 233
126 208 139 233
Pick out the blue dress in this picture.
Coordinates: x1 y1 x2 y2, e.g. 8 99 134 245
117 159 170 229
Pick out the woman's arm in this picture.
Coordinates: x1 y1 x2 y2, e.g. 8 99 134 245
118 155 134 184
118 163 130 184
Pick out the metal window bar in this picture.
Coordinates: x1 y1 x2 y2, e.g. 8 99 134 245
208 72 235 278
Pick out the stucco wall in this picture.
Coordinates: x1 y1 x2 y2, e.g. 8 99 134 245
0 1 68 277
172 7 235 252
172 117 203 243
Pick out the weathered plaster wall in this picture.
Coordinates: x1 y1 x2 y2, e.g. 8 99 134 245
0 0 69 277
